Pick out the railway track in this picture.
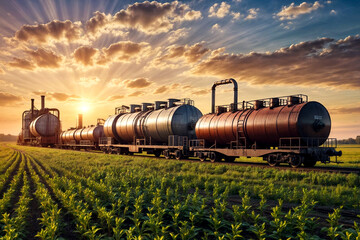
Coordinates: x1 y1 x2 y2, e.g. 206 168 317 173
51 146 360 175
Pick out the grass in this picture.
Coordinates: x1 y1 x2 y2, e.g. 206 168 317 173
0 142 359 239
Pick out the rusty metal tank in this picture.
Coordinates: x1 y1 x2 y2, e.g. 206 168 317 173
143 104 202 143
65 129 76 141
29 113 60 137
74 129 84 141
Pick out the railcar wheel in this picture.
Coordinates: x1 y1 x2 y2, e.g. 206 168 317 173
289 155 302 168
209 152 221 163
175 150 182 160
163 150 170 159
225 156 236 162
267 155 279 167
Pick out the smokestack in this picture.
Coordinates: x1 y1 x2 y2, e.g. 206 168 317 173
41 95 45 110
31 99 34 116
77 114 83 129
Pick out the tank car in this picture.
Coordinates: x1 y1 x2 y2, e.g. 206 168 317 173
60 114 104 150
18 96 60 147
101 98 202 157
192 79 341 167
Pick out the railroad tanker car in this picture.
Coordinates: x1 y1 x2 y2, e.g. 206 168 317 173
17 96 60 147
18 79 342 167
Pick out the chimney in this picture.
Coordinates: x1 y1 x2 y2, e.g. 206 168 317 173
41 95 45 110
31 99 34 116
77 114 83 129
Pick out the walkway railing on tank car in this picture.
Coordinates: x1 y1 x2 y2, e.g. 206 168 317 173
279 137 337 150
168 135 188 147
230 137 247 149
100 137 114 145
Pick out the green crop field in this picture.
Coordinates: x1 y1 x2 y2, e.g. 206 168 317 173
0 143 359 239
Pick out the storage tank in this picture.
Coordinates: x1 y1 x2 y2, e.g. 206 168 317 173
143 104 202 143
104 114 122 140
29 113 60 137
74 128 83 141
115 111 144 142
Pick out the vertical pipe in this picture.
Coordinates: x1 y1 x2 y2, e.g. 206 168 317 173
31 99 34 117
211 87 216 114
78 114 83 129
41 95 45 110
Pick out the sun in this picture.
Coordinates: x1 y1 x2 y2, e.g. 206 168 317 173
79 103 90 113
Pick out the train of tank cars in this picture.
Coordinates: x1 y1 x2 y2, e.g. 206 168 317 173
17 79 342 168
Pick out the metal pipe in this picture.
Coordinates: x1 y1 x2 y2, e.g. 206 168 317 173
211 78 238 113
31 99 34 117
41 95 45 110
78 114 83 129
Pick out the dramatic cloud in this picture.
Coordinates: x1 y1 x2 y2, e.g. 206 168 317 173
193 35 360 89
245 8 259 20
13 20 82 44
209 2 231 18
8 58 35 70
107 95 124 101
154 86 168 94
98 41 149 64
79 77 100 87
0 67 4 74
85 1 201 35
33 91 80 101
27 48 62 68
168 28 189 43
124 78 153 88
156 42 210 65
86 11 109 34
277 1 322 20
329 106 360 115
73 46 97 66
192 89 210 95
7 48 62 70
0 92 22 106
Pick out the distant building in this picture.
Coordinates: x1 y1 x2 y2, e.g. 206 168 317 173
356 136 360 144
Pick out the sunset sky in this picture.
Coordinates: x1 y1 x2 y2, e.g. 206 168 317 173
0 0 359 139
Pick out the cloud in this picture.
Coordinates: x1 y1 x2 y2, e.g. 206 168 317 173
154 86 168 94
231 12 241 20
73 46 98 66
330 9 337 15
156 42 210 65
27 48 62 68
0 67 4 74
209 2 231 18
79 76 100 87
7 48 62 70
13 20 82 44
86 11 110 34
125 78 153 88
33 91 80 101
168 28 189 43
329 106 360 115
0 92 23 106
85 1 201 35
98 41 149 64
192 35 360 89
8 58 35 70
192 89 210 95
211 24 223 32
277 1 322 20
107 95 124 101
245 8 259 20
128 90 144 97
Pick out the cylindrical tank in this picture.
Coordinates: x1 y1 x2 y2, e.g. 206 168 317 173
195 101 331 147
65 129 76 141
74 128 84 141
115 112 143 142
29 113 60 137
104 114 122 140
143 104 203 143
81 125 104 142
